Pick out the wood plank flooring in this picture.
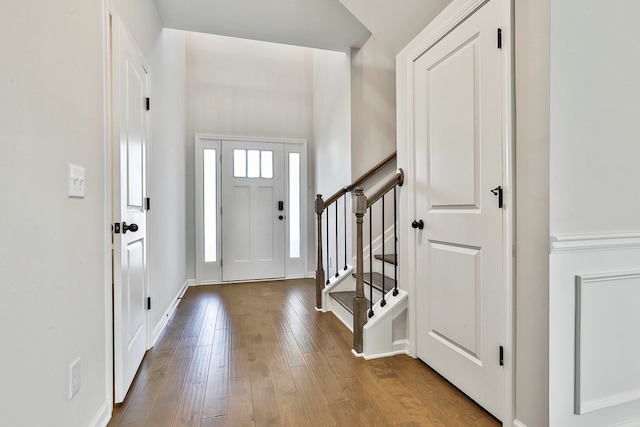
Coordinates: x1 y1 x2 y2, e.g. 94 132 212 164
108 279 499 427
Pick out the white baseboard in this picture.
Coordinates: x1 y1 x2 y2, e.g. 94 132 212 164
152 279 189 346
90 399 111 427
393 339 409 353
612 417 640 427
512 420 528 427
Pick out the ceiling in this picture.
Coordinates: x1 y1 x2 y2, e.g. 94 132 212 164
337 0 452 54
153 0 370 52
152 0 453 53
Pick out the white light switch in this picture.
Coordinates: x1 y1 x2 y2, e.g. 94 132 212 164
68 164 85 198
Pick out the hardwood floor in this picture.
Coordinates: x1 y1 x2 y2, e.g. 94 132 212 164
108 279 499 427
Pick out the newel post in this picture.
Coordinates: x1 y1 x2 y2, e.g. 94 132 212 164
315 194 325 310
353 187 368 353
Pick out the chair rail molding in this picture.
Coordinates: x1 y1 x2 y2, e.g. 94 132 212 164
550 233 640 254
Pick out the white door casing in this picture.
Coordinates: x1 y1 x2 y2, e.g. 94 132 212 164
221 140 286 281
412 0 507 420
111 19 149 404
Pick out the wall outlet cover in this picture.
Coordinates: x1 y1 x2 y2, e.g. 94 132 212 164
69 357 81 399
68 163 85 198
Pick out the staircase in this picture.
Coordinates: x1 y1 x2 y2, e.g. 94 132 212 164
315 154 408 359
332 273 396 316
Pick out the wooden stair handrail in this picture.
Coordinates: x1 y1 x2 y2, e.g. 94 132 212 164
323 151 396 210
365 169 404 208
348 151 397 192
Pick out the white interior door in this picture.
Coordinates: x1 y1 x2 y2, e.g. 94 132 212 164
221 140 285 281
112 21 149 403
413 0 506 419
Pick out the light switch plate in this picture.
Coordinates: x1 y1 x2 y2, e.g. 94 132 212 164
68 164 85 198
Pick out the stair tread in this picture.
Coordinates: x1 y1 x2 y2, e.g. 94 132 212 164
374 254 397 265
330 291 374 314
331 291 357 314
352 272 397 293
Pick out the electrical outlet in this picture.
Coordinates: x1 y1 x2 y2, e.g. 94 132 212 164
69 357 81 399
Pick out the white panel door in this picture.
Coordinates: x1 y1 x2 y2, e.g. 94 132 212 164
413 0 505 420
113 23 148 403
222 140 285 281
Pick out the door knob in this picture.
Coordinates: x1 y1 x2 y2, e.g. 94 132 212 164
122 222 138 234
411 220 424 230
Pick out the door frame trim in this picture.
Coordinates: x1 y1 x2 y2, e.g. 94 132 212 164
397 0 514 423
194 133 309 285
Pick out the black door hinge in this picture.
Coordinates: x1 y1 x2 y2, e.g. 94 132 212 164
145 197 151 210
497 28 502 49
147 297 151 310
145 97 150 111
113 222 121 234
499 346 504 366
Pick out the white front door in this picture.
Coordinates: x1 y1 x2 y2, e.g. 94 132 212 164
413 0 506 419
221 140 286 281
112 20 149 403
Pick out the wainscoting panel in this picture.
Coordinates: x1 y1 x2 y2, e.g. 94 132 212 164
575 272 640 415
550 234 640 427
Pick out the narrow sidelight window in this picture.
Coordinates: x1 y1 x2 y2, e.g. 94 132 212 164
203 149 217 262
289 153 301 258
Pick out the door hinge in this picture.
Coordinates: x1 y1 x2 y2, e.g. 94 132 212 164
497 28 502 49
145 197 151 211
147 297 151 310
113 222 121 234
145 97 150 111
499 346 504 366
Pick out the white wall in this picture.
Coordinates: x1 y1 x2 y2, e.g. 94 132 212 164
0 1 108 425
350 36 397 178
312 49 352 273
349 35 399 266
185 33 315 278
313 50 352 197
549 0 640 236
514 1 550 426
113 0 188 353
548 1 640 425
